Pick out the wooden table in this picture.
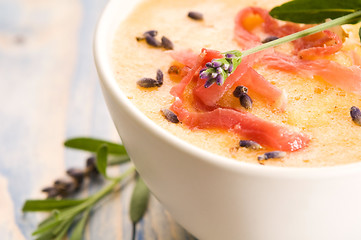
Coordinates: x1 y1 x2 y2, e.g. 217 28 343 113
0 1 196 239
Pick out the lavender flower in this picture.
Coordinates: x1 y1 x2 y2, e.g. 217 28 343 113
200 51 243 88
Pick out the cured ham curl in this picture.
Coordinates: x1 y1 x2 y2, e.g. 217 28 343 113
169 49 309 151
262 53 361 95
169 49 286 110
235 7 361 96
234 7 343 58
170 98 309 152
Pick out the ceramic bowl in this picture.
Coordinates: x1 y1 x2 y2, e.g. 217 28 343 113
94 1 361 239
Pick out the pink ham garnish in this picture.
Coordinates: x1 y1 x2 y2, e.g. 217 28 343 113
262 53 361 95
170 49 286 110
170 98 309 152
170 49 223 101
169 49 309 151
235 7 361 96
234 7 280 49
168 49 199 68
234 7 343 58
293 30 343 59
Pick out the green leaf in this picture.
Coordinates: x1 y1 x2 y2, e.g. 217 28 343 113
96 144 108 178
33 205 82 236
107 154 130 166
34 228 55 240
36 166 136 235
22 199 87 212
52 217 74 236
64 137 127 155
359 27 361 42
70 207 91 240
129 176 150 223
270 0 361 24
38 212 57 228
223 50 242 57
54 217 74 240
231 57 243 73
29 166 135 239
32 217 62 236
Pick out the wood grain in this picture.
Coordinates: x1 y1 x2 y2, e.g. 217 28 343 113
0 0 196 239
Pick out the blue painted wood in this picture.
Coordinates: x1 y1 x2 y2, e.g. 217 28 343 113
0 0 196 239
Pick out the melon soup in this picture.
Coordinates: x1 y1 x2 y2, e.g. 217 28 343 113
110 0 361 167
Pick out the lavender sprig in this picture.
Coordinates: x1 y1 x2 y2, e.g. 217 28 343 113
200 10 361 88
201 51 242 88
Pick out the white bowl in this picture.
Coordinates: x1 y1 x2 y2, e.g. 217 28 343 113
94 1 361 239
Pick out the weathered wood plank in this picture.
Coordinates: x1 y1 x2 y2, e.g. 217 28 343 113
0 0 196 239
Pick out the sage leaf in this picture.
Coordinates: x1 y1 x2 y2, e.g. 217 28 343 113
130 176 150 240
270 0 361 24
70 207 91 240
22 199 87 212
129 176 150 223
64 137 127 155
96 144 108 178
107 154 131 166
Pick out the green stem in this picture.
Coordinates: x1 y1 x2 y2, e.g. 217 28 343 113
75 166 135 209
242 10 361 57
32 166 136 236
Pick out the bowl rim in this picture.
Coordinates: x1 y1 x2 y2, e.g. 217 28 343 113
93 0 361 178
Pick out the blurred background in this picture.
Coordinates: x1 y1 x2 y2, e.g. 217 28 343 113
0 0 195 239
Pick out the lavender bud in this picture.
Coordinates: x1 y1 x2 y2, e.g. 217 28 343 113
350 106 361 126
228 63 233 73
136 30 158 41
161 109 179 123
205 62 212 68
66 168 85 186
239 140 262 150
223 63 230 71
216 74 224 85
137 78 160 88
258 151 286 161
200 68 207 73
239 93 253 109
212 61 222 68
233 86 248 98
54 178 77 197
144 30 158 37
161 36 174 50
188 11 203 21
156 69 164 85
211 72 218 78
42 187 59 199
199 71 210 79
225 53 235 59
216 67 223 74
86 156 99 178
145 35 162 47
204 78 216 88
